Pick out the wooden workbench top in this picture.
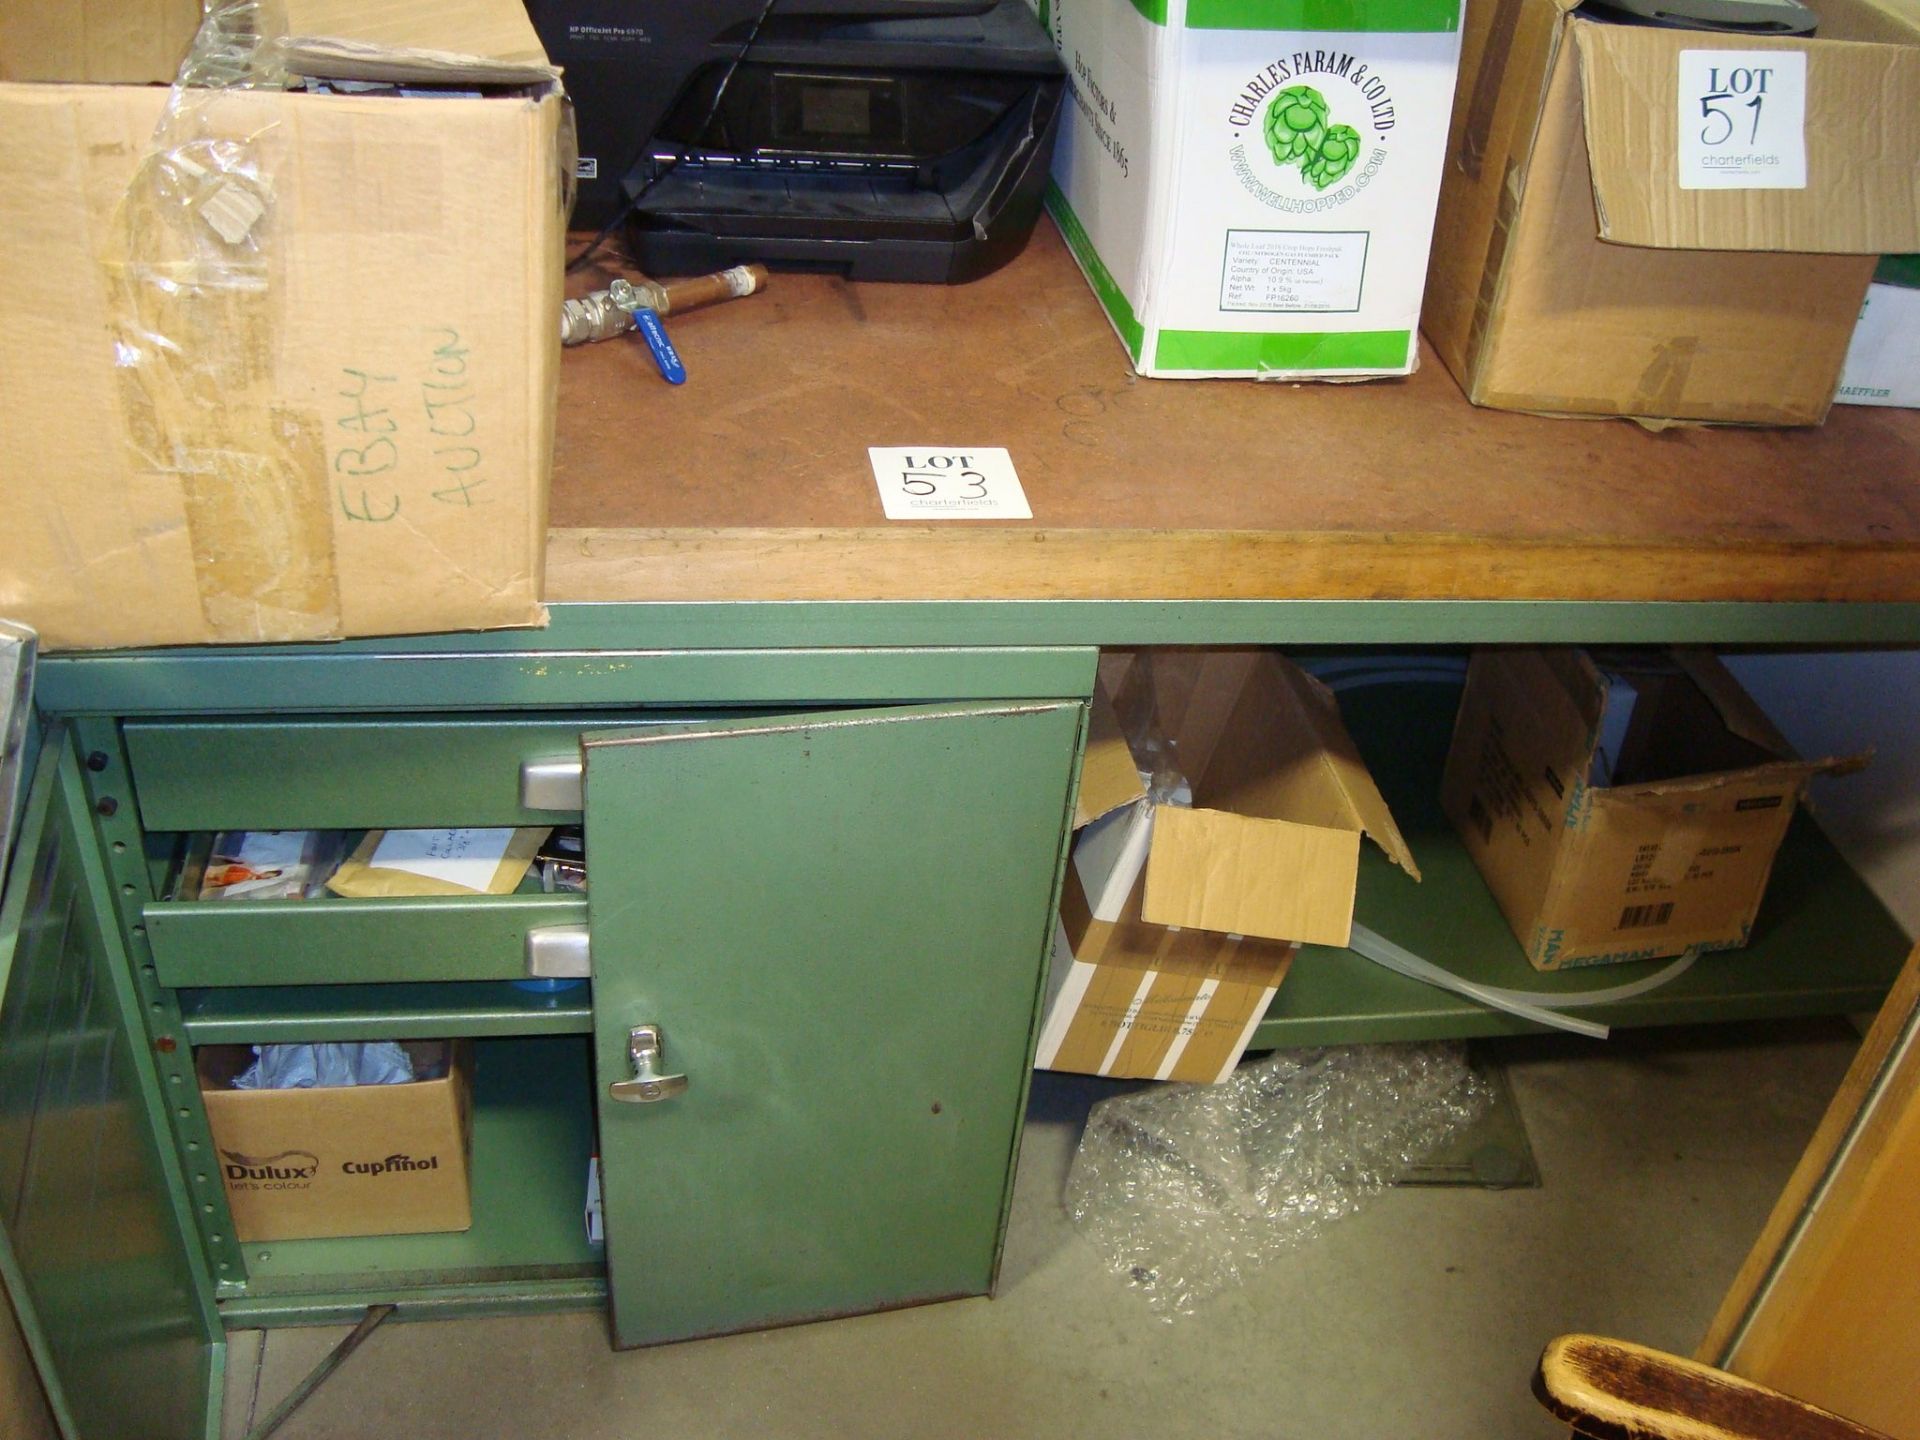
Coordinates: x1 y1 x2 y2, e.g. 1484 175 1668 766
546 221 1920 605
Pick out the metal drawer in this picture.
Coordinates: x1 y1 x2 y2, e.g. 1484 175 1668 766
143 892 590 986
122 715 641 831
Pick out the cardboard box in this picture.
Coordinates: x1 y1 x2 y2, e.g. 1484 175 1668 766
0 0 568 651
1423 0 1920 425
1836 256 1920 409
1035 650 1419 1081
198 1040 474 1241
1440 648 1865 970
1037 0 1465 379
584 1155 604 1245
1038 805 1301 1084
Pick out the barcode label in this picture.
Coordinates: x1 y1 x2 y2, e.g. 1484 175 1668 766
1618 902 1675 931
1469 796 1493 844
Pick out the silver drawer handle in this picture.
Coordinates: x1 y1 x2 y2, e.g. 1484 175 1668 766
520 757 583 810
524 925 591 978
609 1024 688 1104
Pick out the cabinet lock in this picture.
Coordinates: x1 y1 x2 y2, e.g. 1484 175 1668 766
609 1024 688 1104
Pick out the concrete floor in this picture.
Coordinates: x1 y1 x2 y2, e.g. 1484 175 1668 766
222 1020 1855 1440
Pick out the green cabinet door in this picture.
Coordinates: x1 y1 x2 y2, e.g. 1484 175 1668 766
585 701 1084 1348
0 733 222 1439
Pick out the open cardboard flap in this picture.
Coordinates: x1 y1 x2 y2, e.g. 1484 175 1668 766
271 0 560 84
1583 647 1870 797
1074 680 1150 830
1114 651 1419 950
1572 13 1920 253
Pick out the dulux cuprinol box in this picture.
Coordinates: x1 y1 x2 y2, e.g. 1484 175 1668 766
1037 0 1465 379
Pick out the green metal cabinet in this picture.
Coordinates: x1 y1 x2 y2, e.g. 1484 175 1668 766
7 612 1915 1432
584 703 1083 1346
1 643 1094 1435
0 732 223 1440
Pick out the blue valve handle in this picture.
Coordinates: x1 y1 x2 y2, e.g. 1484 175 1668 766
632 307 686 385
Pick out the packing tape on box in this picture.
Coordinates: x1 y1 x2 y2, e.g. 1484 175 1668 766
1631 335 1701 419
1457 0 1529 183
1465 160 1525 387
100 0 344 641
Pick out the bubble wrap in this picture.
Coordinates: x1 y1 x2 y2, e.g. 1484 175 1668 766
1065 1043 1493 1317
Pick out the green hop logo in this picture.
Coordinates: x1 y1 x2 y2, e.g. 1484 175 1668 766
1302 123 1360 191
1261 86 1364 193
1264 85 1330 165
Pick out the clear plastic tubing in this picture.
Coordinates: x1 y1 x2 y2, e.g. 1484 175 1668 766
1348 923 1700 1041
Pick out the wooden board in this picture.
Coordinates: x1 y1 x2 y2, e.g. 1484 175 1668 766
547 221 1920 605
1537 1335 1891 1440
1702 942 1920 1439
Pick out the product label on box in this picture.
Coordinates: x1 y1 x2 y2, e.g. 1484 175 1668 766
1676 50 1807 190
221 1147 320 1190
1221 56 1397 215
1170 30 1460 372
1836 282 1920 408
1220 230 1368 312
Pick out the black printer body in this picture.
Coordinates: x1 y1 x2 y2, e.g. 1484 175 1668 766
526 0 1065 283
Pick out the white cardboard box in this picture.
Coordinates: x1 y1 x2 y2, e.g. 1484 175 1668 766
1034 650 1419 1082
1035 801 1297 1085
1836 281 1920 409
1037 0 1464 379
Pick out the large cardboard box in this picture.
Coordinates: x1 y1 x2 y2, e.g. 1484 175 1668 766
199 1040 475 1242
1424 0 1920 424
1036 650 1419 1081
1440 648 1864 970
0 0 568 651
1836 256 1920 409
1037 0 1465 380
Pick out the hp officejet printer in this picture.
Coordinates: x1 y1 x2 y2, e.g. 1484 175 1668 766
526 0 1065 282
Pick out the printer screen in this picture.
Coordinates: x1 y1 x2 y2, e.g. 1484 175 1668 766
775 73 903 148
659 62 1030 164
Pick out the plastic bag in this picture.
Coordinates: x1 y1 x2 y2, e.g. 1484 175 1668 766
233 1042 416 1090
1066 1043 1493 1317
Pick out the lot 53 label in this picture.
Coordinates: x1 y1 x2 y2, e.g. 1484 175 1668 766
867 447 1031 520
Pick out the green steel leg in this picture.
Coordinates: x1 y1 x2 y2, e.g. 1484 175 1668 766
1 732 225 1438
220 1277 610 1328
71 715 250 1294
242 1304 394 1440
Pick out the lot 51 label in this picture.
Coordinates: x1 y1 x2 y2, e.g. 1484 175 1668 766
1677 49 1807 190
